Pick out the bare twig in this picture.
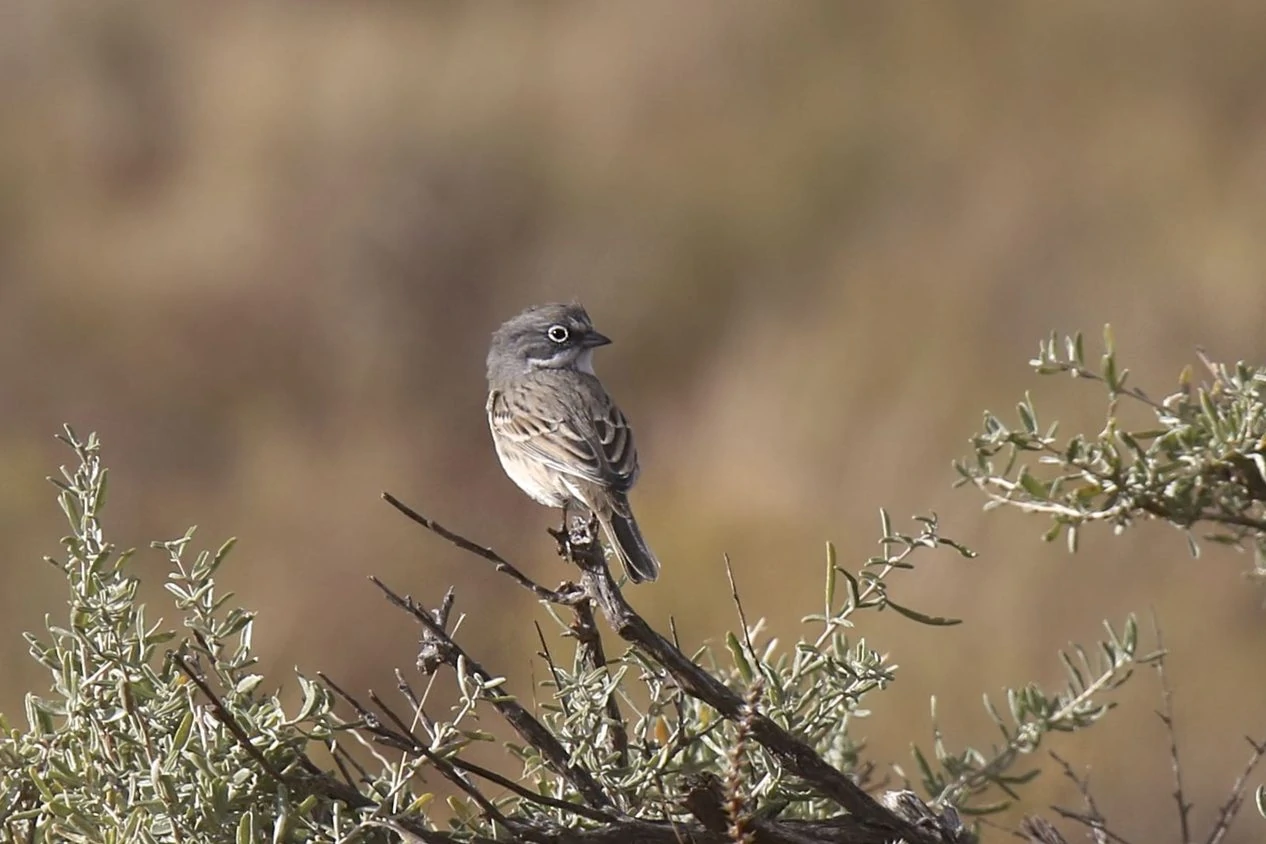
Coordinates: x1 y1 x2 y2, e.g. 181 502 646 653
1048 808 1133 844
331 677 520 836
417 587 457 674
1048 751 1127 844
1149 618 1190 843
368 576 615 812
1017 816 1069 844
329 738 364 794
331 661 616 826
393 668 439 743
445 754 617 824
319 672 553 842
326 738 365 789
368 689 479 792
1206 735 1266 844
724 553 758 671
535 621 573 718
383 491 568 603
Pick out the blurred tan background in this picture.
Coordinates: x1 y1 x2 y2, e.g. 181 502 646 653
4 2 1266 839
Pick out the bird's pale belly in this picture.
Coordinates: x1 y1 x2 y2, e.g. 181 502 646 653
494 439 570 508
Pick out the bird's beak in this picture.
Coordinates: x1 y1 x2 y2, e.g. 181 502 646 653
583 331 612 348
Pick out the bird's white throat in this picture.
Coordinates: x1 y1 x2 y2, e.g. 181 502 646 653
527 348 597 374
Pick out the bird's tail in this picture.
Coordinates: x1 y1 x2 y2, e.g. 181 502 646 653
599 500 660 584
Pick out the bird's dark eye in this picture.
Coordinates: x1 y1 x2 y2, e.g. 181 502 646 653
547 325 570 344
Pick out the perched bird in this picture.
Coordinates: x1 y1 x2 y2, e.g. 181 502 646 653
485 303 660 583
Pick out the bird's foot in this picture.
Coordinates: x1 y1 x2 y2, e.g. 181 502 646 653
548 512 599 560
568 513 598 547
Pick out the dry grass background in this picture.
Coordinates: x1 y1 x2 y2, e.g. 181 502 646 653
3 3 1266 839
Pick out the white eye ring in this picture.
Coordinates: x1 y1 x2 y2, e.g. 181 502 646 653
547 324 570 344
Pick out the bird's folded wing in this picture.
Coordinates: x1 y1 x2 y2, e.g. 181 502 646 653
490 388 639 491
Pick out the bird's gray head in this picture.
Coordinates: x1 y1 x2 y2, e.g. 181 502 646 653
486 303 612 383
